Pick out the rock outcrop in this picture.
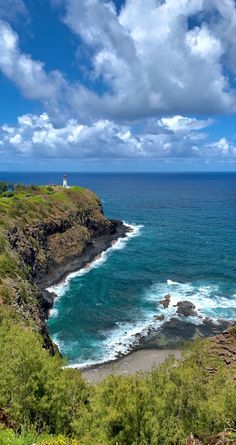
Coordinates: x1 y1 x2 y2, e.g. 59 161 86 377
160 294 171 309
176 300 197 317
208 327 236 369
0 185 128 352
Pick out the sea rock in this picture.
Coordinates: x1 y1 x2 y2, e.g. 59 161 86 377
176 301 197 317
160 294 171 309
154 314 165 322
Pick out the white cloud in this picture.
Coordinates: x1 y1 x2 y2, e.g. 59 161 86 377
61 0 236 118
185 26 223 60
0 0 235 124
0 113 235 162
9 133 22 145
158 116 213 133
0 20 65 103
206 137 236 157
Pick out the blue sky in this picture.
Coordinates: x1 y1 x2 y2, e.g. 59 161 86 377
0 0 235 171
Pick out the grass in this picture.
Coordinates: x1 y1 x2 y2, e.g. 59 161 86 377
0 182 104 287
0 184 99 228
0 253 18 278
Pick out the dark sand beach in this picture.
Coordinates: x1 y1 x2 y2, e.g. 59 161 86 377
81 349 182 383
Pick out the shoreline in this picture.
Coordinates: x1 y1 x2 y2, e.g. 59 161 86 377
39 221 130 317
39 220 234 377
81 348 182 383
66 316 233 378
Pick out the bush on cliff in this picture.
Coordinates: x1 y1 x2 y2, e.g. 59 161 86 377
76 344 236 445
0 430 81 445
0 313 88 435
0 311 235 444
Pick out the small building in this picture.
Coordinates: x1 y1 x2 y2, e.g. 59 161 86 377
63 175 69 188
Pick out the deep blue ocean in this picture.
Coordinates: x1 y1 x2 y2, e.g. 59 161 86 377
1 172 236 367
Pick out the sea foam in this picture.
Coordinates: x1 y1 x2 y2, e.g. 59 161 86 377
48 225 235 369
67 312 162 369
51 273 236 367
147 280 236 325
47 222 143 306
58 278 236 369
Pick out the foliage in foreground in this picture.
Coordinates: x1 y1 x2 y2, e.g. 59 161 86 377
0 429 80 445
0 309 235 445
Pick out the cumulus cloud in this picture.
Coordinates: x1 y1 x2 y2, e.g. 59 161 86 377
61 0 236 118
0 20 66 106
206 137 236 157
0 113 235 162
157 116 214 133
0 0 235 124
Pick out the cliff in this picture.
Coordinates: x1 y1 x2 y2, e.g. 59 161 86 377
0 184 127 351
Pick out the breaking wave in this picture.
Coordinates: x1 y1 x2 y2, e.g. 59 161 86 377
67 278 236 368
47 222 143 309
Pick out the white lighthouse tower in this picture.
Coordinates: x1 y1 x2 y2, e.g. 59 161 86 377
63 174 68 188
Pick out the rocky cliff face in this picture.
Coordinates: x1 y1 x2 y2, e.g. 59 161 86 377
0 186 127 352
8 208 121 282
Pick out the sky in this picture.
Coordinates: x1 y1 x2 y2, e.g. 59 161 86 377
0 0 235 172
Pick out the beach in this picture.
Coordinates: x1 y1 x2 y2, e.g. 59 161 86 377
81 348 182 383
42 173 235 370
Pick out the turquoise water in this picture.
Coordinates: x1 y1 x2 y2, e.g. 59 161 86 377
1 172 236 367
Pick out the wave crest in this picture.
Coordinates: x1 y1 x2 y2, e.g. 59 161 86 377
47 222 143 298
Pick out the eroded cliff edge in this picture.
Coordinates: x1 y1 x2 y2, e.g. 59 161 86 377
0 184 127 352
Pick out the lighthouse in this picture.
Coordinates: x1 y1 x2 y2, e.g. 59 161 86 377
63 175 68 188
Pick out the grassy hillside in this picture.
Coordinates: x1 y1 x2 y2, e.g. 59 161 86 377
0 183 114 349
0 183 103 276
0 184 101 223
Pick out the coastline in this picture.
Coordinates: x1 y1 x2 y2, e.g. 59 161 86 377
39 220 130 317
39 219 234 376
81 348 182 383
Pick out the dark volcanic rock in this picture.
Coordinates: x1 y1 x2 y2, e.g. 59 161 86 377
137 317 233 350
160 294 171 309
154 314 165 322
41 289 55 313
176 300 197 317
6 195 128 352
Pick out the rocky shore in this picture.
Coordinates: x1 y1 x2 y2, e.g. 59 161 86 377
81 326 236 383
1 185 234 373
136 294 233 351
0 185 129 352
38 220 129 318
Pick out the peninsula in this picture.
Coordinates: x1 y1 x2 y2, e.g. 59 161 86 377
0 183 128 350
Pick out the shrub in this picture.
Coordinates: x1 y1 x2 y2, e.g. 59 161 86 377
0 318 88 435
0 428 36 445
0 306 235 444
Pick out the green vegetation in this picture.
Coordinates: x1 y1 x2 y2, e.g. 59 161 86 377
0 180 235 444
0 309 235 444
0 182 14 195
0 181 102 311
0 182 99 229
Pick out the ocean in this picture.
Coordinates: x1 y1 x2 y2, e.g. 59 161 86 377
1 172 236 367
